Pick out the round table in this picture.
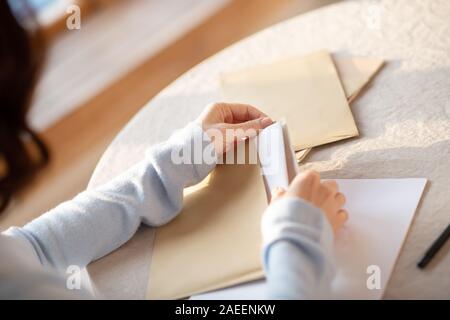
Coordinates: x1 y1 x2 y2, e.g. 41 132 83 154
87 0 450 299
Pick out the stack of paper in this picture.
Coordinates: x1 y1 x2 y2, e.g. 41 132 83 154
146 123 426 300
146 52 386 300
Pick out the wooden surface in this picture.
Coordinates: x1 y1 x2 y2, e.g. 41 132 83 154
31 0 230 130
88 0 450 299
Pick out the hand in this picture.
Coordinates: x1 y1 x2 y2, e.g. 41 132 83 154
197 102 273 155
271 170 348 233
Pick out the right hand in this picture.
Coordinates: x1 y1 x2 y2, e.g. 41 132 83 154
271 170 348 233
197 102 273 155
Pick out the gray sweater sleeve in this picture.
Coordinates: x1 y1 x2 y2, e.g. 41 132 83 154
261 197 335 299
5 122 216 272
2 123 335 299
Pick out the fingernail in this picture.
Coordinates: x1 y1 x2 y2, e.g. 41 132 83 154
260 117 273 128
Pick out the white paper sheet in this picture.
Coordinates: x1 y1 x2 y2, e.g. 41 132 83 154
258 122 289 192
258 122 299 200
192 178 427 300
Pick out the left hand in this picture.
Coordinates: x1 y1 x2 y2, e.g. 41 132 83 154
197 102 273 154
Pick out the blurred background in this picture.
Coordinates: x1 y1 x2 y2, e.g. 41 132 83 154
0 0 339 229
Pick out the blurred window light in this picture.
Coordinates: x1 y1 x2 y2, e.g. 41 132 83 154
28 0 57 10
8 0 56 12
8 0 79 27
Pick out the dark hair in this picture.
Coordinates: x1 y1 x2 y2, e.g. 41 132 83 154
0 1 49 213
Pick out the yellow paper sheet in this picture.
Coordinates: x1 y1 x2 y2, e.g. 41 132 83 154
295 56 384 163
220 51 359 151
147 142 268 300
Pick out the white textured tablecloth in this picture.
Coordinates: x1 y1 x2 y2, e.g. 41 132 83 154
88 0 450 299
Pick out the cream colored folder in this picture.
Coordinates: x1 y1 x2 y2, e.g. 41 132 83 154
295 55 384 163
147 141 268 299
220 51 359 151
